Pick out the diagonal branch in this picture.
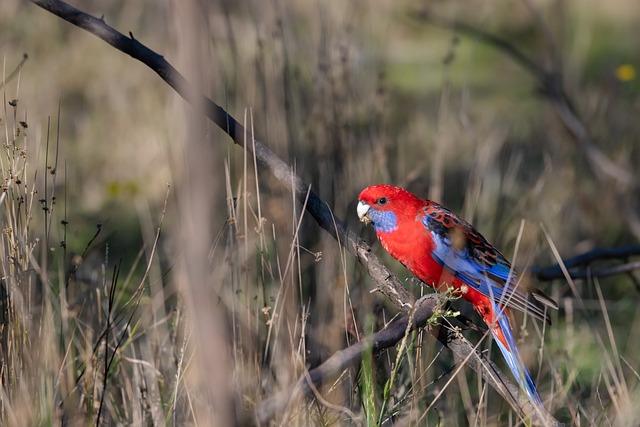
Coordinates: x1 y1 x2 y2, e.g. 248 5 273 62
28 1 560 425
255 296 442 425
256 295 551 425
30 0 415 309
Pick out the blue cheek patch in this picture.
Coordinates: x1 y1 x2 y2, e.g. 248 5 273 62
370 209 398 233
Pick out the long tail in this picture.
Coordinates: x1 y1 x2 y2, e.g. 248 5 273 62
491 303 543 407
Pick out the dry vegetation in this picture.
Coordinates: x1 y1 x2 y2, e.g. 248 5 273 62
1 0 640 425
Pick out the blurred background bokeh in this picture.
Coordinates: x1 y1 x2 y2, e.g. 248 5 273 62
1 0 639 425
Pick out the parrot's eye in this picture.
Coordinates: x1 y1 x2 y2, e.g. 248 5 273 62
376 197 388 206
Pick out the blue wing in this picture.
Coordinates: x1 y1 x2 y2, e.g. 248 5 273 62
421 204 553 323
420 202 548 407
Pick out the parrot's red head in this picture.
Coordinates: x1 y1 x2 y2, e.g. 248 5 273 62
357 185 425 234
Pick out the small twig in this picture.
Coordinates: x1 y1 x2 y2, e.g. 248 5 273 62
302 369 363 426
0 53 29 91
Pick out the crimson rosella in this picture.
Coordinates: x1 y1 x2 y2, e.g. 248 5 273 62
357 184 557 407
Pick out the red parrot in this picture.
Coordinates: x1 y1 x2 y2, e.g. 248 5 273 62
357 184 557 407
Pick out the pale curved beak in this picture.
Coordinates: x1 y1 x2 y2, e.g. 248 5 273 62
357 201 371 223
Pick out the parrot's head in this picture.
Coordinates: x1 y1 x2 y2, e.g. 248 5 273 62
357 185 424 234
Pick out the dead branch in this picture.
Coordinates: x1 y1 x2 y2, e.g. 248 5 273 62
531 245 640 281
28 1 561 425
30 0 416 310
255 296 441 425
257 295 554 425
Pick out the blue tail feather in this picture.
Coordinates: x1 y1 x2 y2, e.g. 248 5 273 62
492 304 543 407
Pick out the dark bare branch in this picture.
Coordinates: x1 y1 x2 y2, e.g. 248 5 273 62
255 297 442 425
531 245 640 281
28 0 415 311
257 295 557 426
